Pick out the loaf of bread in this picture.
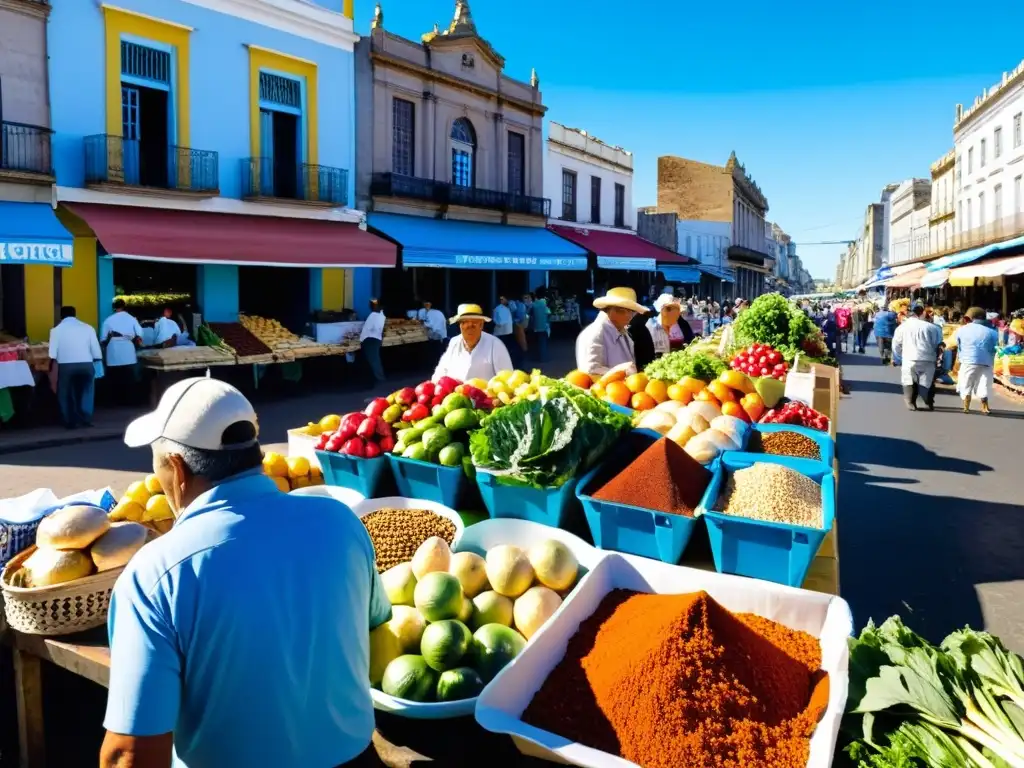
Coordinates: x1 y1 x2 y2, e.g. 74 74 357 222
90 522 148 572
22 547 95 587
36 504 111 550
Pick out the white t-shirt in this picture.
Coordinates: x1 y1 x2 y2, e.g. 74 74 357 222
49 317 102 365
153 316 180 345
101 311 144 366
359 311 386 342
422 309 447 341
492 304 513 336
432 333 513 383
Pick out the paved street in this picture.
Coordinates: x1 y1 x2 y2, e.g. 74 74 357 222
837 346 1024 652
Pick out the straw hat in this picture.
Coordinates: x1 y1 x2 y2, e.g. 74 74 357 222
449 303 491 324
593 287 649 314
653 293 682 312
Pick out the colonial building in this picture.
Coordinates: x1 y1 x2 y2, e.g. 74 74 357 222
888 178 931 264
928 149 956 257
655 152 774 301
355 0 585 315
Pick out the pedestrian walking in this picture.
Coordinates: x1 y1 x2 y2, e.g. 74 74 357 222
950 307 999 414
359 299 386 386
48 306 103 429
491 296 515 370
529 287 551 364
872 306 897 365
892 304 943 410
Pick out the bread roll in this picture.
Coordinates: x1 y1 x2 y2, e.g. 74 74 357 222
36 504 110 550
22 547 95 587
90 522 149 572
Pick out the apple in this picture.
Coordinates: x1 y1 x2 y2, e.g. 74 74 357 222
415 381 435 398
395 387 416 406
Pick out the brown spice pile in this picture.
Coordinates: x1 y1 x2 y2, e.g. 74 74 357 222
749 431 822 460
361 508 456 572
592 438 712 517
523 590 830 768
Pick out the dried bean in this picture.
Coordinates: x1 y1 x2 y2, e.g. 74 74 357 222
361 507 456 572
717 463 823 529
749 431 821 460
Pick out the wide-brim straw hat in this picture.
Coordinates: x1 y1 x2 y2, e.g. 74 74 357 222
593 287 649 314
449 303 491 324
653 293 682 312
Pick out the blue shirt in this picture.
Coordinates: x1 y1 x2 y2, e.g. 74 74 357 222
530 299 550 332
105 470 390 767
873 310 897 339
955 320 998 367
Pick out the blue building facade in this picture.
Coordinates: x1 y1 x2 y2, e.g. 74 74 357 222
39 0 388 335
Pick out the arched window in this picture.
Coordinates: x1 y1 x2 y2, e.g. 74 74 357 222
450 118 476 187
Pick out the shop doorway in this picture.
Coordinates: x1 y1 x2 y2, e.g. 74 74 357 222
239 266 309 333
0 264 26 337
112 259 197 322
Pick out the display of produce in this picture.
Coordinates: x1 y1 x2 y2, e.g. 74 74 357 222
313 410 397 459
6 505 148 588
369 536 580 703
109 475 175 533
206 322 273 356
469 378 630 488
485 369 545 406
383 318 429 347
717 463 823 529
644 348 729 385
592 438 711 517
749 430 822 460
261 451 324 491
730 342 790 380
845 616 1024 768
732 293 820 361
362 508 457 572
113 292 190 311
239 314 321 352
522 589 829 768
761 401 831 432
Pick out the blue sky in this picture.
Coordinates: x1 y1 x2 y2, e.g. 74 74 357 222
354 0 1024 279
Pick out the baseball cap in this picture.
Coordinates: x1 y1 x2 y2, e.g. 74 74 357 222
124 377 259 450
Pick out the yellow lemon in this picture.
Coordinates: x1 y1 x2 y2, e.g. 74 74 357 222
489 381 509 396
305 422 323 436
286 455 310 479
467 378 489 391
143 474 163 494
262 452 288 478
318 414 342 432
143 494 173 522
495 370 513 383
124 481 151 506
310 467 324 485
109 499 145 522
271 476 291 492
291 475 311 489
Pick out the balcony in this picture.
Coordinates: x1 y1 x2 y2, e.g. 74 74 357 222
920 213 1024 260
242 158 348 206
84 134 219 196
371 172 551 217
0 121 54 181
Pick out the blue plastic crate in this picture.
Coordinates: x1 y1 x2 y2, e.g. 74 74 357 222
387 454 475 509
317 450 390 497
738 423 835 469
606 402 635 417
701 453 835 588
475 470 579 528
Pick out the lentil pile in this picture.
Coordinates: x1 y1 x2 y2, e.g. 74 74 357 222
361 508 456 572
592 438 712 517
749 430 822 460
718 463 823 529
523 589 829 768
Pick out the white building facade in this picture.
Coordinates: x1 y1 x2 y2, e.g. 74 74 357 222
889 178 931 264
545 122 633 229
954 59 1024 246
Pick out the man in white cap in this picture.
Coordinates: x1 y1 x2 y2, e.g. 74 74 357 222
101 378 390 768
575 287 649 376
432 303 513 383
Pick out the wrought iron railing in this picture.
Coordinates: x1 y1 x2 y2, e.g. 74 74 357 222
242 158 348 205
371 172 551 217
83 134 219 193
0 121 53 176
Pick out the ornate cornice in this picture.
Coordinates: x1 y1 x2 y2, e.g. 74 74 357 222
0 0 50 19
955 59 1024 133
180 0 357 50
930 148 955 177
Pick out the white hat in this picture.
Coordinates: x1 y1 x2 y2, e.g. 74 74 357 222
653 293 682 312
124 377 259 451
593 287 649 314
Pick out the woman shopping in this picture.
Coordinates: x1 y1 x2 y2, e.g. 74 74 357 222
646 293 695 358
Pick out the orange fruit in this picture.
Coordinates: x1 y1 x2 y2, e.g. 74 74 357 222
707 380 736 403
695 388 720 407
565 370 593 389
645 379 669 403
590 383 606 399
721 401 751 422
666 384 693 404
630 392 657 411
598 369 627 387
605 381 632 407
624 373 649 394
679 376 706 395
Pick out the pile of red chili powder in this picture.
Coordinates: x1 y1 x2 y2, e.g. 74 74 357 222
592 437 712 516
522 589 830 768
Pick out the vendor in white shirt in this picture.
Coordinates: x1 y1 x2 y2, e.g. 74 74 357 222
433 304 513 384
153 307 181 348
100 299 144 406
575 287 649 376
48 305 103 429
419 299 448 358
360 299 387 385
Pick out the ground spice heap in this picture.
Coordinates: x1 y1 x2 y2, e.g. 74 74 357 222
361 508 456 572
749 431 822 460
523 589 830 768
592 437 712 516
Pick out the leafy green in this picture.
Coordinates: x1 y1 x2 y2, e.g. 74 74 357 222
844 616 1024 768
469 380 630 489
644 349 727 383
734 293 818 357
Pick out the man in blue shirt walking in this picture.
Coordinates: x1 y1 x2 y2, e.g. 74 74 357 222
101 378 390 768
952 307 999 414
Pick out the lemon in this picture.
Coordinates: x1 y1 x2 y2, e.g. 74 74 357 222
271 476 291 492
143 494 173 522
143 474 163 494
489 381 509 396
124 481 151 506
318 414 342 432
286 455 310 479
310 467 324 485
291 475 311 489
109 499 145 522
262 452 288 478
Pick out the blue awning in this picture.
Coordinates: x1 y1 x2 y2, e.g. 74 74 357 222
698 264 736 283
369 213 588 271
0 202 74 266
660 265 702 283
926 234 1024 272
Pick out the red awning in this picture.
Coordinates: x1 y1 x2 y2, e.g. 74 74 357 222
62 203 396 268
548 224 693 266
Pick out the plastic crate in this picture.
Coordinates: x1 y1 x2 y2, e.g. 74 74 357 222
475 470 579 528
316 450 390 497
576 431 706 564
701 453 835 588
387 454 476 509
724 423 835 475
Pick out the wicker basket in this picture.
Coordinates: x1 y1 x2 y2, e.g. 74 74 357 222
2 545 125 636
